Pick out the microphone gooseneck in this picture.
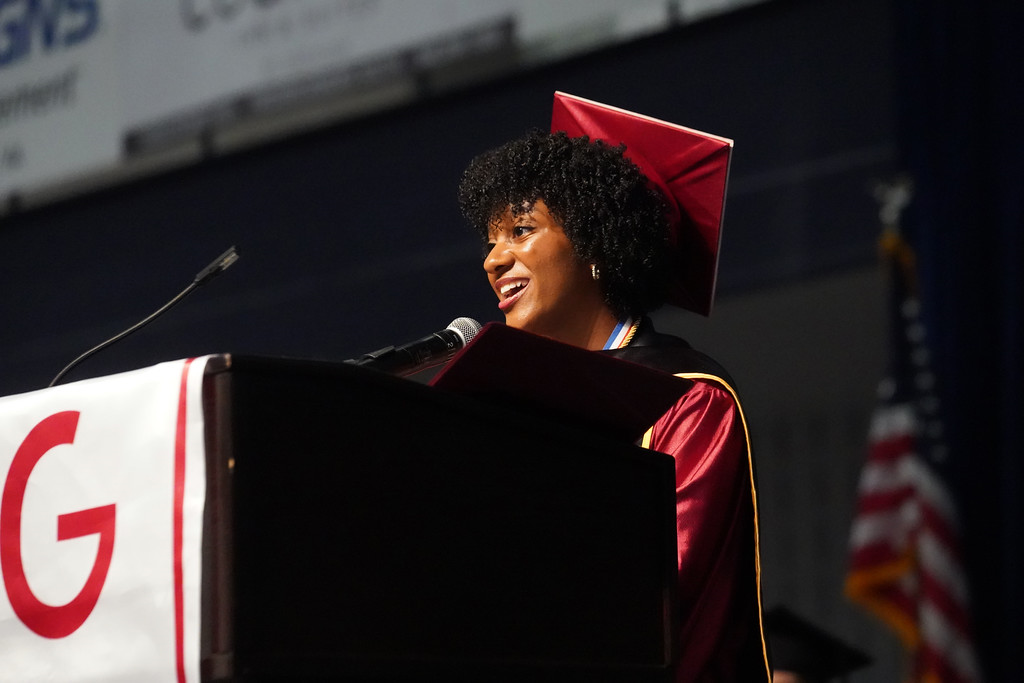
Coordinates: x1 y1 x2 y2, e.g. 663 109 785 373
348 317 483 376
48 246 240 388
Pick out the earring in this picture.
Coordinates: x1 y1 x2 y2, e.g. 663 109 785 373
591 264 600 280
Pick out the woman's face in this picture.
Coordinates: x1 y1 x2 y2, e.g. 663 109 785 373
484 200 613 347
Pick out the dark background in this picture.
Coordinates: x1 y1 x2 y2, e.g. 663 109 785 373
1 0 1019 680
0 0 898 391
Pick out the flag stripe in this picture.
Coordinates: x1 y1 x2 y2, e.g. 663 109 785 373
919 600 981 682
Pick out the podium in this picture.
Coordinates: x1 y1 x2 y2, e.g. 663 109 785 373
200 350 680 682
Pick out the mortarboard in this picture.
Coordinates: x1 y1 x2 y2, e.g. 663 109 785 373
764 605 873 682
550 91 732 317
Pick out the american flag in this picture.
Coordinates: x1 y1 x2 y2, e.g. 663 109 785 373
845 224 982 683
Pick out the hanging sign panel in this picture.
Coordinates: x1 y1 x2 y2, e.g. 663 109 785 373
0 357 210 682
0 0 121 197
116 0 520 131
0 0 769 203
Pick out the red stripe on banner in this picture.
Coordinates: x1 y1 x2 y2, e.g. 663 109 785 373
174 358 197 683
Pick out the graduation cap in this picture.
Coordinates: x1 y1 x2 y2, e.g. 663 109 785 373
764 606 873 682
550 91 733 316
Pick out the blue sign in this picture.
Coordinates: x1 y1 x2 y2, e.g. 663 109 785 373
0 0 100 69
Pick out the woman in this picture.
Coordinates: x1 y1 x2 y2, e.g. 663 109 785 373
457 94 770 682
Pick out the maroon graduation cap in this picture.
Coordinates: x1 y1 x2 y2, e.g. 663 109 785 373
550 92 733 317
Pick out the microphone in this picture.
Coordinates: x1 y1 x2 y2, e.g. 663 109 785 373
48 246 240 387
347 317 482 376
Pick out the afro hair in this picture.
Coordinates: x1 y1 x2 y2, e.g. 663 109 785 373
458 130 673 319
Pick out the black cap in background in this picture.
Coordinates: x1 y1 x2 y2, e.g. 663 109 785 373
765 605 873 682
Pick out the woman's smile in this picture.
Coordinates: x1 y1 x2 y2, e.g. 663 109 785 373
495 277 530 311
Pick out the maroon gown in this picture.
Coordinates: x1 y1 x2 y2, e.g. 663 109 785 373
606 321 770 682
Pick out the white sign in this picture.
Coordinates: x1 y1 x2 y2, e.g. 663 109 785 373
0 357 210 683
0 0 771 203
117 0 519 130
0 0 121 196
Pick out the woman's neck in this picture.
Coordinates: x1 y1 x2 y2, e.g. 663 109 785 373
545 307 621 351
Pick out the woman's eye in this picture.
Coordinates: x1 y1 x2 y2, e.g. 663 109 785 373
512 224 533 238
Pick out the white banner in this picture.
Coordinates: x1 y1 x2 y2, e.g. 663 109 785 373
0 357 210 683
0 0 770 201
0 0 121 196
117 0 519 130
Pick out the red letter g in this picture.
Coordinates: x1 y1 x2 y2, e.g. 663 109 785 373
1 411 116 638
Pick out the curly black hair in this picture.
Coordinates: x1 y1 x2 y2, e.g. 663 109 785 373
457 130 672 319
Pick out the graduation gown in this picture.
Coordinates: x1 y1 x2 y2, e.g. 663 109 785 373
604 320 770 682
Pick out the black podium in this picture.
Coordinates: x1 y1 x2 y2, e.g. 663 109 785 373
199 341 680 681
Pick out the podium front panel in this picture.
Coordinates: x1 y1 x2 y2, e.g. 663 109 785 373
202 356 677 682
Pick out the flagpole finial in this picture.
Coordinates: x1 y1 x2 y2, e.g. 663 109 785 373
872 174 914 233
872 174 917 293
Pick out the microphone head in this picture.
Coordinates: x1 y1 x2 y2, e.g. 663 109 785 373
446 317 483 347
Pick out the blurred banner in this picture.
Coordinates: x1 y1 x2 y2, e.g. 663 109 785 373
0 0 120 198
0 0 768 205
115 0 520 146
